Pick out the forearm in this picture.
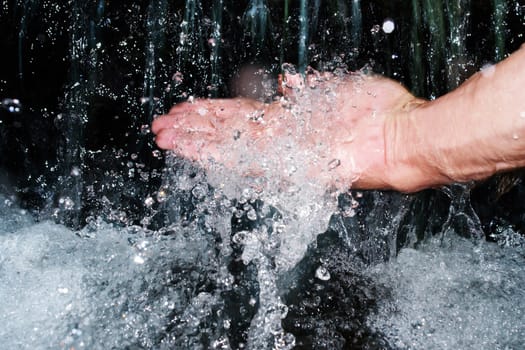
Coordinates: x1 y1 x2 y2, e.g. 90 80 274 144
390 45 525 189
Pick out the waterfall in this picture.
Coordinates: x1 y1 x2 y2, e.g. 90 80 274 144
2 1 525 349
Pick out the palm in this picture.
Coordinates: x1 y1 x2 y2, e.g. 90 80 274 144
152 72 422 190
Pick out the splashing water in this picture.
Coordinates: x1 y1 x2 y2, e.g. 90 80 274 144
367 234 525 350
3 1 525 349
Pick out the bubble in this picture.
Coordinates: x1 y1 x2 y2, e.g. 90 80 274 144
197 108 208 116
57 287 69 294
247 208 257 221
144 197 154 207
232 230 250 244
133 255 145 264
1 98 22 114
191 184 207 199
382 19 395 34
59 197 75 210
315 266 331 281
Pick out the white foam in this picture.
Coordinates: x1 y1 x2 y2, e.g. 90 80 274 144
367 234 525 349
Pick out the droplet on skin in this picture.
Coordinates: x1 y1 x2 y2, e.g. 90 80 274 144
520 111 525 118
480 63 496 78
382 19 395 34
328 159 341 170
197 108 208 116
513 133 519 140
233 129 241 140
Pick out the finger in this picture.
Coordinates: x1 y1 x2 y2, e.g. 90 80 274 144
155 128 217 161
152 114 178 134
152 109 220 135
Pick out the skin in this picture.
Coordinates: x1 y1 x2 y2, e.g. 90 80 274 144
152 45 525 193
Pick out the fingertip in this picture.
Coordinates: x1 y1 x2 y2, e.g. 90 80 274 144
155 129 175 150
151 118 162 134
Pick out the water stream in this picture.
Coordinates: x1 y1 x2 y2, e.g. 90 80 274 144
1 1 525 349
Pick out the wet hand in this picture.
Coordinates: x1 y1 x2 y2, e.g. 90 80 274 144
152 72 427 192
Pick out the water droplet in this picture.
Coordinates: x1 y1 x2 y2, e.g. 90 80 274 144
480 63 496 77
247 208 257 221
233 129 241 140
144 197 154 207
192 184 207 199
520 111 525 118
342 207 356 218
156 189 168 202
513 133 519 140
370 24 381 34
133 255 145 264
197 107 208 116
57 287 69 294
70 166 81 176
140 124 150 134
315 266 331 281
232 230 249 244
328 159 341 170
382 19 395 33
59 197 75 210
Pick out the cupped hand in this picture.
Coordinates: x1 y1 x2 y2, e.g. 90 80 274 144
152 71 427 192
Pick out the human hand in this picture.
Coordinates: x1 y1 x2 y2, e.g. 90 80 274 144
152 71 428 192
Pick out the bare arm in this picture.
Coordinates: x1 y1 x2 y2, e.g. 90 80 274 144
380 45 525 192
152 46 525 193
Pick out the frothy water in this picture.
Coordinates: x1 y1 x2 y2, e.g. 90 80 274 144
367 235 525 350
3 185 525 349
3 1 525 349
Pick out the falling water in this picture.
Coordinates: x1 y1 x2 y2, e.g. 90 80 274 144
210 0 224 96
143 0 168 118
350 0 362 56
57 1 93 226
298 0 309 73
243 0 270 56
493 0 508 61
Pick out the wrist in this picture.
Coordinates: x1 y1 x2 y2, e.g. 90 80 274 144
384 100 453 192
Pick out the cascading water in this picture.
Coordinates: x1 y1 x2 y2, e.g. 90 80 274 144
1 1 525 349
